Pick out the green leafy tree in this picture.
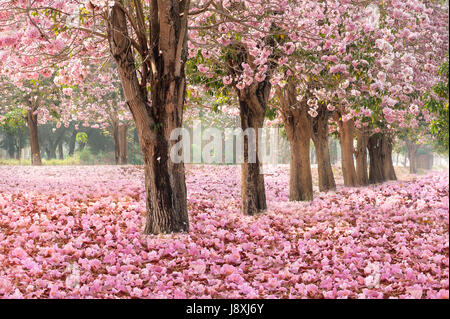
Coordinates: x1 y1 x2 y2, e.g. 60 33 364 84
424 59 449 154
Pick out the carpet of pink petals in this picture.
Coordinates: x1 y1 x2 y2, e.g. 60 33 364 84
0 165 448 299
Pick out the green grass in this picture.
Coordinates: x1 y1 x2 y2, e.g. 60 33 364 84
0 158 32 165
0 155 82 166
0 147 121 166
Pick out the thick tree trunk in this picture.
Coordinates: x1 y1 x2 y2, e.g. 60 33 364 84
277 83 313 201
27 110 42 165
107 2 189 234
368 133 385 184
226 29 278 214
238 92 267 215
288 133 313 201
314 138 336 192
48 128 65 160
381 135 396 181
355 129 369 186
368 133 397 183
118 124 128 165
311 107 335 192
406 141 419 174
338 119 358 187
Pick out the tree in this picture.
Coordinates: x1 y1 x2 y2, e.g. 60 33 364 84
424 59 449 155
275 81 313 201
0 108 28 159
106 1 192 233
0 1 197 234
0 77 64 165
189 1 288 213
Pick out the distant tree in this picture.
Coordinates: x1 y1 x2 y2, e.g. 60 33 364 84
424 59 449 155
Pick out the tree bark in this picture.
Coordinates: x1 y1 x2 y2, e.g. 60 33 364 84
368 133 397 183
26 110 42 165
311 107 336 192
338 118 358 187
406 141 419 174
6 133 15 158
277 83 313 201
118 124 128 165
238 88 268 215
47 128 66 160
355 129 369 186
368 134 385 184
381 135 396 181
107 2 189 234
288 129 313 201
226 39 277 214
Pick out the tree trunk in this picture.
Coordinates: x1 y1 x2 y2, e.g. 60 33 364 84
48 128 65 160
118 124 128 165
27 110 42 165
15 140 21 160
226 29 278 214
368 133 385 184
6 133 15 158
381 135 396 181
107 2 189 234
368 133 397 183
277 83 313 201
314 137 336 192
311 107 335 192
355 129 369 186
406 141 419 174
338 118 358 187
238 91 267 215
288 132 313 201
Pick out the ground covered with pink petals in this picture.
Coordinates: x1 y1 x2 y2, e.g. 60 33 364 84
0 165 448 299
